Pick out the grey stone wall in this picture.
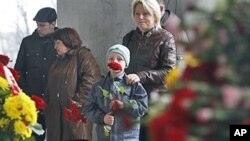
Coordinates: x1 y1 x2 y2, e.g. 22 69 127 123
57 0 134 75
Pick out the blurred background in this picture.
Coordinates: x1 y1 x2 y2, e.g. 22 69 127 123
0 0 186 73
0 0 56 67
1 0 250 141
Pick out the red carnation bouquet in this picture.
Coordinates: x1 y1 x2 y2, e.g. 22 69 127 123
64 99 87 123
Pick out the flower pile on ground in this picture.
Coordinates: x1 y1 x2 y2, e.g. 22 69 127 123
148 0 250 141
0 54 44 141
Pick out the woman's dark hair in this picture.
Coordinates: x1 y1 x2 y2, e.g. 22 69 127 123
52 27 82 49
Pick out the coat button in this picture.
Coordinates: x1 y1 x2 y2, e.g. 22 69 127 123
57 93 60 98
44 58 47 61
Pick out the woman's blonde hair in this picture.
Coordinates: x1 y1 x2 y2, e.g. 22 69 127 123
132 0 162 29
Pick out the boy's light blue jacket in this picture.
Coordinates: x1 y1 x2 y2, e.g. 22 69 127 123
84 73 148 141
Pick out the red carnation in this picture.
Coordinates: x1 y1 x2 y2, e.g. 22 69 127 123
31 95 46 110
0 54 10 66
110 100 122 111
108 62 122 71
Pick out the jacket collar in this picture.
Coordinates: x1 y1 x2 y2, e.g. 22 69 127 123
135 27 156 38
32 27 59 38
105 72 126 82
57 46 87 60
160 9 171 27
57 48 76 60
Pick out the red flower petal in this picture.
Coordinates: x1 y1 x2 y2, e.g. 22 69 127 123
8 68 20 81
64 99 86 123
31 95 46 110
64 108 72 121
0 63 5 76
108 62 122 71
181 61 222 85
71 102 80 115
122 114 134 129
81 116 87 123
0 54 10 66
110 100 120 111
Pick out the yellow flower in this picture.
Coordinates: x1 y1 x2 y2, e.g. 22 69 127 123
19 92 37 124
185 53 200 67
3 92 37 124
0 76 9 90
3 96 22 119
0 118 9 128
24 111 38 125
165 67 180 87
14 120 32 138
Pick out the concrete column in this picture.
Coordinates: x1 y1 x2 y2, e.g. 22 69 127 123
57 0 134 75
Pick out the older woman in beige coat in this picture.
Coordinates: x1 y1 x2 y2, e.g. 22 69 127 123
45 27 101 141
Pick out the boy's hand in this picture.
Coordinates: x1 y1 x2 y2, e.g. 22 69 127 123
110 100 124 111
104 112 114 125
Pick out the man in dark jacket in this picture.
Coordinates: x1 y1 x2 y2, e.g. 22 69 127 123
157 0 189 70
14 7 58 141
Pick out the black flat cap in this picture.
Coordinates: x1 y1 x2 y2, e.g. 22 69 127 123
33 7 57 22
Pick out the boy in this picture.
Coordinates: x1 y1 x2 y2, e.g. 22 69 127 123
84 44 148 141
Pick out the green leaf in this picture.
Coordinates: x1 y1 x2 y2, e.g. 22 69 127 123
24 136 36 141
0 88 11 98
103 125 111 137
30 123 45 135
98 86 109 97
0 134 12 141
119 86 125 94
